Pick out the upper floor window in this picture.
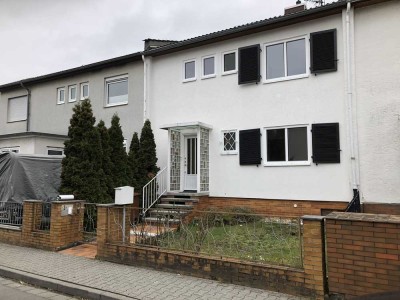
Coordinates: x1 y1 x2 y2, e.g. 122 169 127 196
183 59 196 82
264 125 310 166
221 130 238 155
105 75 128 107
8 95 28 122
57 87 65 104
265 37 307 82
202 55 216 79
80 82 89 100
68 85 77 102
222 50 237 75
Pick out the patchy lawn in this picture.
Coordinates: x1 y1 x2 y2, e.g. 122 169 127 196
155 217 302 268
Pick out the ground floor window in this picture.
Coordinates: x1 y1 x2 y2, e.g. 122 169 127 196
264 125 310 166
221 130 238 155
47 147 64 156
0 147 20 153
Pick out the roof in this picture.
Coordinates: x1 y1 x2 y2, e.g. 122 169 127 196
0 51 142 92
0 132 68 140
0 0 384 91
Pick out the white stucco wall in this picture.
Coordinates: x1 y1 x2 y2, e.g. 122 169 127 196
355 0 400 203
148 14 353 201
0 60 144 152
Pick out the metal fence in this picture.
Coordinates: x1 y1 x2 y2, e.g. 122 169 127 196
0 203 23 227
34 202 51 231
108 207 303 268
82 203 97 241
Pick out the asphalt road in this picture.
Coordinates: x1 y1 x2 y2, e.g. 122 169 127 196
0 276 75 300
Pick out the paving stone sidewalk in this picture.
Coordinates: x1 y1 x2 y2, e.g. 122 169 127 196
0 243 308 300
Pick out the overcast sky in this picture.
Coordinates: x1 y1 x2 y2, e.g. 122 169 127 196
0 0 332 85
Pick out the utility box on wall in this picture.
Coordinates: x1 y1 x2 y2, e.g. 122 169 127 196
115 186 134 205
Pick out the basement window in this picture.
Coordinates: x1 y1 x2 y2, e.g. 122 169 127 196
47 147 64 156
264 125 310 166
264 37 308 83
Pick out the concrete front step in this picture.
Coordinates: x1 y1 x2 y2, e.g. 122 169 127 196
160 197 199 203
143 217 181 224
149 209 189 216
156 203 194 209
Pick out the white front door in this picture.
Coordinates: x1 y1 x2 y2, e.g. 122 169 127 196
184 136 197 191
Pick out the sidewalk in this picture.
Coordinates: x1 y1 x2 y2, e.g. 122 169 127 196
0 243 308 300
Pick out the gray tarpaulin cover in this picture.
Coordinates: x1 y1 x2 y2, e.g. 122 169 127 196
0 152 62 203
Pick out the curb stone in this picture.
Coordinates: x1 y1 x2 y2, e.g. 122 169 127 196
0 265 137 300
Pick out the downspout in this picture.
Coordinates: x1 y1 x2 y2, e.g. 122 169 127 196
345 1 361 209
20 81 31 132
142 55 147 122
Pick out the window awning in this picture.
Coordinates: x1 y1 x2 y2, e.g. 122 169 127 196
160 121 213 131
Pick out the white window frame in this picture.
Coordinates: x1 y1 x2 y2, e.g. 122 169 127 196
182 59 196 83
105 75 129 107
80 82 89 100
221 129 238 155
262 124 311 167
47 147 64 156
201 54 216 79
221 50 238 76
7 95 28 122
263 35 309 84
0 146 20 153
57 87 65 104
68 85 77 102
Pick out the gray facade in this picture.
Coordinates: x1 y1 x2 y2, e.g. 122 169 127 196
0 60 144 154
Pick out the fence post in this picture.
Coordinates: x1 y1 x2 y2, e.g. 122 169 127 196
301 215 326 300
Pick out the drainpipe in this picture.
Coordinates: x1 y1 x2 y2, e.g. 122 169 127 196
142 54 147 123
345 1 360 191
20 81 31 132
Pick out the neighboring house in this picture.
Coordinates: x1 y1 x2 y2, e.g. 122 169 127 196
143 0 400 214
0 52 145 155
0 0 398 215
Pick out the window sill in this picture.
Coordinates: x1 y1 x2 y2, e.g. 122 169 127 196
264 161 311 167
105 102 128 108
7 119 26 123
68 99 77 103
221 152 238 155
263 73 309 84
182 78 196 83
56 102 65 105
222 70 237 76
80 97 89 101
201 74 216 80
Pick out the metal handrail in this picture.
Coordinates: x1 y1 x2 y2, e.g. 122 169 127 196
142 166 167 215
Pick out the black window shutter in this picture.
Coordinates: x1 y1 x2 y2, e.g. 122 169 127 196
238 45 260 85
239 129 261 165
310 29 337 73
312 123 340 163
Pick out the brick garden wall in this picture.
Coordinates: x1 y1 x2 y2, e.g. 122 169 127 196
0 200 85 251
97 205 327 299
196 197 348 217
326 212 400 298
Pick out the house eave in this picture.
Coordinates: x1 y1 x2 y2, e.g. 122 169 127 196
161 122 213 130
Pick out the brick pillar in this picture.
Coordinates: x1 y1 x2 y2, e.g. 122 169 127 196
96 204 112 258
301 215 326 300
22 200 44 237
49 200 85 250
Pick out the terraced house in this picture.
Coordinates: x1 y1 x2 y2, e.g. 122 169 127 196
0 0 399 215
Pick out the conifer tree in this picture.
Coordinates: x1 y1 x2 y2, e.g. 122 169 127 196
138 119 160 188
128 132 140 189
97 120 114 199
108 114 129 189
60 99 110 203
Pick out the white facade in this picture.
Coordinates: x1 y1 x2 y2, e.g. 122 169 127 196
147 13 353 202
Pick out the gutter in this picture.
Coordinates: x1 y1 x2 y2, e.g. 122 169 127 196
20 82 31 132
344 1 360 191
